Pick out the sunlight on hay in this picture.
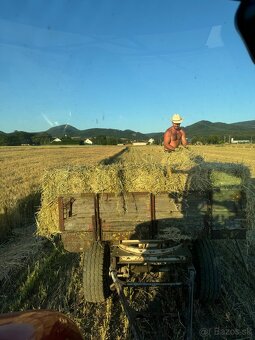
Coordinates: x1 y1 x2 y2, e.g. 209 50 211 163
121 163 167 193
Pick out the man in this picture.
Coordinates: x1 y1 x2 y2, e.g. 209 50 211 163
163 114 188 152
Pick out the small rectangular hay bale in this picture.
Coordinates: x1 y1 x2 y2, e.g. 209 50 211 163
37 164 121 237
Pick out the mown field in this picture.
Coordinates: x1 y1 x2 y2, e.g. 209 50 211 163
1 144 255 339
191 144 255 176
0 145 125 237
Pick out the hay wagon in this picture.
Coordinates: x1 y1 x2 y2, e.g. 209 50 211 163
57 178 246 339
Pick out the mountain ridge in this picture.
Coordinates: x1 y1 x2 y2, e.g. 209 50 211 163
44 120 255 139
1 120 255 144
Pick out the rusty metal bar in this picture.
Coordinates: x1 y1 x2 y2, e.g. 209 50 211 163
150 193 156 220
110 269 143 340
91 215 97 240
186 266 195 340
68 197 76 217
125 282 183 287
96 193 102 241
58 197 65 232
93 193 102 241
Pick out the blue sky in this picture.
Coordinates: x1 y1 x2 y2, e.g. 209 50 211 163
0 0 254 133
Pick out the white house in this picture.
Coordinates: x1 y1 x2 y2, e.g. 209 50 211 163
147 138 155 145
52 138 61 142
132 142 147 146
231 137 250 144
84 138 93 145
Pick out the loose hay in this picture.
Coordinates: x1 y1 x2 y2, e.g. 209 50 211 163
37 147 255 237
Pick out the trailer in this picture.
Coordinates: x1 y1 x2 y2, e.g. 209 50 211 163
58 184 246 339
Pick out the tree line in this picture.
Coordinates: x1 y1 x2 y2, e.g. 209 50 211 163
0 132 52 146
0 131 253 146
191 135 254 144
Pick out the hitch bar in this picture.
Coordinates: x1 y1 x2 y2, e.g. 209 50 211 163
110 266 196 340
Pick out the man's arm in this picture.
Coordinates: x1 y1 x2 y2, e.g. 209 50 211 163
163 130 175 151
181 129 188 146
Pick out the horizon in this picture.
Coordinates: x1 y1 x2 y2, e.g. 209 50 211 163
1 118 255 135
1 1 255 133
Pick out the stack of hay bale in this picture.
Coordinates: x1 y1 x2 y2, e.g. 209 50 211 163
37 147 253 238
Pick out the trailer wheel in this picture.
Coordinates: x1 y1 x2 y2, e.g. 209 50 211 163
192 239 221 303
83 242 111 303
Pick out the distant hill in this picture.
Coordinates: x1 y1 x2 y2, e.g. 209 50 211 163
1 120 255 146
47 125 150 140
47 125 80 137
185 120 255 138
46 120 255 140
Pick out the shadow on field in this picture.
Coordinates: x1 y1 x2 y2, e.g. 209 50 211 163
100 147 128 165
103 158 253 339
2 155 254 339
0 192 41 241
0 234 82 315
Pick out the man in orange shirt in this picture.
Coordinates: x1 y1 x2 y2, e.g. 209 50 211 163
164 114 188 152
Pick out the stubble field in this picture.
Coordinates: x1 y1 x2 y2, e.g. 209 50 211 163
0 145 125 237
191 144 255 176
1 144 255 339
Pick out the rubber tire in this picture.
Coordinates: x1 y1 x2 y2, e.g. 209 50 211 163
192 239 221 303
83 242 111 303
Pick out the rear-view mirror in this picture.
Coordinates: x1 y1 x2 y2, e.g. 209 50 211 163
235 0 255 63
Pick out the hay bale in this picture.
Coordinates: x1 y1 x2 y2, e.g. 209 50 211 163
120 163 167 193
209 162 250 188
159 148 210 192
37 147 254 237
37 164 122 237
119 147 211 192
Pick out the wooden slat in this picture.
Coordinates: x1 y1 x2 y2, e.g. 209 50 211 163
102 231 134 240
59 190 247 242
61 192 209 239
70 195 95 215
61 231 93 252
99 193 151 225
65 217 93 231
155 192 208 219
64 194 95 231
59 190 247 243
